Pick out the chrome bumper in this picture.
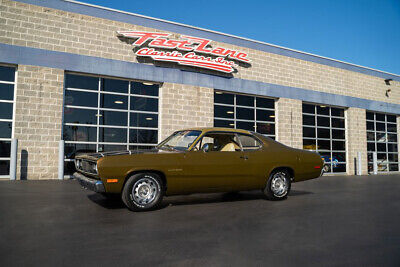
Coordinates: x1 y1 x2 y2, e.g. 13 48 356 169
74 172 105 193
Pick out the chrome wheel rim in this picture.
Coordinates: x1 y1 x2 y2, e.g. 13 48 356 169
132 177 158 205
271 172 288 197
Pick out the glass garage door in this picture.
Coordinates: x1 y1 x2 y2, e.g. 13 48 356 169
366 112 399 173
302 103 346 173
214 91 276 139
0 66 15 178
63 73 159 176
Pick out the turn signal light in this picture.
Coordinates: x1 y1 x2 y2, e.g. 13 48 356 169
107 179 118 183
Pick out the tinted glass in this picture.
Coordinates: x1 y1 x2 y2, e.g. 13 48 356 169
63 125 97 142
317 128 330 139
366 112 374 120
303 115 315 126
366 121 374 130
130 96 158 111
367 142 375 152
0 102 13 119
64 143 96 159
332 152 346 162
64 108 97 125
316 106 329 115
387 115 396 123
99 144 127 152
236 121 254 131
317 116 330 127
214 105 234 119
332 141 345 151
0 83 14 100
388 143 398 153
0 161 10 175
100 93 128 110
303 127 316 138
388 153 398 162
318 140 330 150
236 107 254 120
388 133 397 142
375 113 385 122
129 129 158 144
0 66 15 82
99 127 127 143
387 123 397 133
257 123 275 135
376 122 385 131
256 97 274 109
0 121 12 138
331 107 344 117
332 164 346 173
131 82 158 96
100 110 128 126
214 92 234 104
303 139 316 150
214 119 234 128
331 118 345 128
102 78 128 94
366 132 375 141
130 113 158 128
65 90 98 107
0 141 11 157
256 109 274 122
65 74 98 90
332 129 345 140
389 164 399 171
302 103 315 114
236 95 254 107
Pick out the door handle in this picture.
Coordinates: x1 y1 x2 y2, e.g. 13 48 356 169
240 155 248 160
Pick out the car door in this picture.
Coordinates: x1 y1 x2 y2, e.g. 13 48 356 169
180 132 249 192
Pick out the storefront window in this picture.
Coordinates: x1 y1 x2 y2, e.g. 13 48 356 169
63 73 159 177
0 65 16 178
214 91 275 139
302 103 346 173
366 112 399 173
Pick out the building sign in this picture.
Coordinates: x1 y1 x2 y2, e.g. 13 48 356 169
117 31 250 73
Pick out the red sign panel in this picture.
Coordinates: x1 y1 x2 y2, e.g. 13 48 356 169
117 31 250 73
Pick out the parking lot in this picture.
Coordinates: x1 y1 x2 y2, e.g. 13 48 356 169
0 174 399 266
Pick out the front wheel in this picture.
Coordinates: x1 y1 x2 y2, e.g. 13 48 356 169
263 169 291 200
122 172 164 211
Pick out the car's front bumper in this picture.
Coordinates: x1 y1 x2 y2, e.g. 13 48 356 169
74 172 105 193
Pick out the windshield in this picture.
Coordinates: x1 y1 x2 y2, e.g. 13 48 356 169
157 130 202 151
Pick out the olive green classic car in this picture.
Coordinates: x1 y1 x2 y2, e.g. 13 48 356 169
74 128 323 211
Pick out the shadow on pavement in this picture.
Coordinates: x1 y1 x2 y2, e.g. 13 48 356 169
87 190 312 210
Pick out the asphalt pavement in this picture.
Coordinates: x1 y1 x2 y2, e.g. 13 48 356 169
0 174 399 266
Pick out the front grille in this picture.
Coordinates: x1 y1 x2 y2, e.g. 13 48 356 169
75 159 97 174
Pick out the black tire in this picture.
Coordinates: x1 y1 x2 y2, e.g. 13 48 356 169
263 169 291 200
122 172 164 211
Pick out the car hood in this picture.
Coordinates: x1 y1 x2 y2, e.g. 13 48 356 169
75 148 180 161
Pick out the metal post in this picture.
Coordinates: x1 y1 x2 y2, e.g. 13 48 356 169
58 140 64 180
372 152 378 175
10 138 18 180
357 151 362 176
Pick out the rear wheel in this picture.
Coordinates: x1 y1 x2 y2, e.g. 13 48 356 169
263 169 291 200
122 172 164 211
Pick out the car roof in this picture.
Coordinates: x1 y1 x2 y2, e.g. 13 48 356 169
180 127 253 135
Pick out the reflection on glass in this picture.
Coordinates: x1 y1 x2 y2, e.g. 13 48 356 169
64 108 98 125
65 74 98 90
214 92 234 105
63 125 97 142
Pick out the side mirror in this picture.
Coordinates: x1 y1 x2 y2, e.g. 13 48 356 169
202 143 210 152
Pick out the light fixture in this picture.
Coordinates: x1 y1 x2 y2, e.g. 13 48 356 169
320 105 326 108
145 117 153 120
385 79 392 85
229 123 234 126
227 111 234 114
114 100 123 104
215 91 223 94
95 114 102 117
269 115 275 118
142 82 154 85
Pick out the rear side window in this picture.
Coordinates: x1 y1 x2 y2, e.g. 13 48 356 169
236 134 261 151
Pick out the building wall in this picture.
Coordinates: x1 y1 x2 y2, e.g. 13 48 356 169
346 108 368 175
14 65 64 179
275 98 302 149
160 83 213 140
0 0 399 106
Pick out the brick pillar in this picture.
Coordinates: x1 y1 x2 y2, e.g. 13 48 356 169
276 98 302 149
346 107 367 175
159 83 213 140
14 65 64 179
